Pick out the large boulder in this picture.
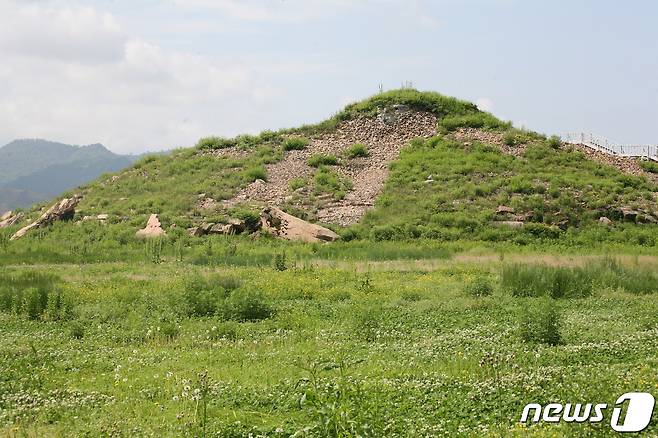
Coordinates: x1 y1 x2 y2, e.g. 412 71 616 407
11 195 81 240
136 214 166 238
261 207 340 243
0 211 23 229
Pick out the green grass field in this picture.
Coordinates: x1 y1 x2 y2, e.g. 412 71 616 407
2 90 658 436
2 247 658 437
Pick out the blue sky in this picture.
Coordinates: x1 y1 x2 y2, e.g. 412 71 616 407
1 0 657 153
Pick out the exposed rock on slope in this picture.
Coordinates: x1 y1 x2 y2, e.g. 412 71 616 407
11 195 81 240
223 108 437 225
0 211 22 228
261 207 340 243
136 214 166 238
569 144 658 184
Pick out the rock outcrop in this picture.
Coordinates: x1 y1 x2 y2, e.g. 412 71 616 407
221 108 438 225
11 195 81 240
261 207 340 243
136 214 166 238
188 218 257 237
0 211 22 229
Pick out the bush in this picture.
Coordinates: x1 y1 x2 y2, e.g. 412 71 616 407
196 136 234 150
245 166 267 182
520 298 562 345
273 252 288 271
314 167 352 199
307 154 339 167
639 159 658 174
438 113 511 133
227 288 273 321
181 274 230 317
501 264 593 299
464 277 493 297
70 321 85 339
289 177 307 191
0 271 71 320
208 322 239 341
547 135 562 149
283 137 309 151
345 143 369 158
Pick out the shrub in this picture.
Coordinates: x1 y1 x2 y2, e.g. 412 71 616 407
289 177 307 191
196 136 234 150
464 277 493 297
314 167 352 199
353 306 383 342
547 135 562 149
283 137 309 151
70 321 85 339
181 274 229 317
208 322 239 341
273 252 288 271
501 264 593 299
245 166 267 182
345 143 369 158
438 113 511 133
520 298 562 345
0 271 70 320
227 288 273 321
307 154 339 167
639 159 658 174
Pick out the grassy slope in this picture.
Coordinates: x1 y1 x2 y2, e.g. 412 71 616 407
1 89 657 262
350 136 657 246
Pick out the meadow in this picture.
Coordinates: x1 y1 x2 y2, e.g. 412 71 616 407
2 90 658 436
2 243 658 437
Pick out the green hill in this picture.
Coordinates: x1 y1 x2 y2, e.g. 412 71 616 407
2 90 657 262
0 140 139 211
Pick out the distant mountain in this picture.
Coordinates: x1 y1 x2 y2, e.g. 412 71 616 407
0 139 139 212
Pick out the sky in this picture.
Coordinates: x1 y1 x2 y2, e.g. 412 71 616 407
1 0 657 154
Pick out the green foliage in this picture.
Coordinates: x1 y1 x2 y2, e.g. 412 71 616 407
501 264 593 298
245 165 267 181
289 177 307 191
181 273 233 317
344 143 369 158
307 154 339 167
196 136 233 150
273 252 288 271
349 135 658 244
464 277 494 297
145 237 165 264
0 271 71 320
282 137 309 151
438 112 511 133
639 159 658 174
314 167 352 199
226 287 273 321
547 135 562 149
520 298 562 345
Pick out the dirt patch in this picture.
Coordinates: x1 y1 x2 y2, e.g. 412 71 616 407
222 108 437 225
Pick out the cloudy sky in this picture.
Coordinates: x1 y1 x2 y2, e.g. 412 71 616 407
1 0 657 154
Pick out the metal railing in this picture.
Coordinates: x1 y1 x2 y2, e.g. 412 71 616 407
562 132 658 161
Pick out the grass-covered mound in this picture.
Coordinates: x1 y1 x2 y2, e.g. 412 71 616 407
347 136 657 246
1 89 657 263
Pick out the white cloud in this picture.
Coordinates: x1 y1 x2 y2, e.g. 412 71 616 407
476 97 494 112
0 1 125 63
172 0 356 22
0 1 279 153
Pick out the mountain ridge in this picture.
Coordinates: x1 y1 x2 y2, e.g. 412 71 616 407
0 139 139 212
